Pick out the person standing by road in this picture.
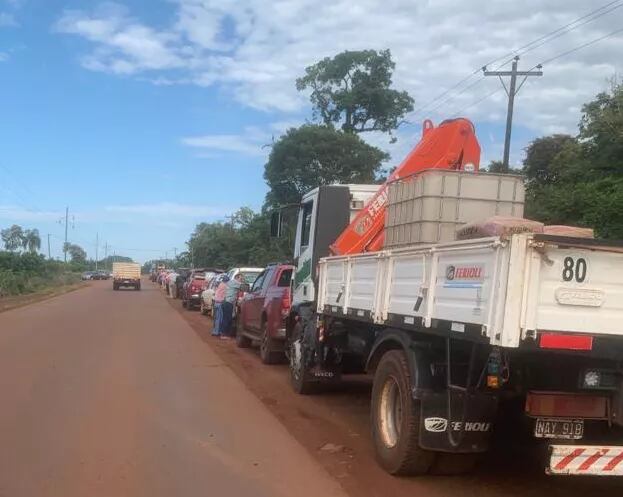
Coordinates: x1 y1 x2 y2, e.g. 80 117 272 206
212 275 228 337
220 273 243 340
167 270 179 298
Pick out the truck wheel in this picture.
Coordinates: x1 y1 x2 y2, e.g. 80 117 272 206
235 317 251 348
289 321 317 395
371 350 436 475
259 321 281 365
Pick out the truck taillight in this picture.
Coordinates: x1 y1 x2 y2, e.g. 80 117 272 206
539 332 593 351
281 291 291 314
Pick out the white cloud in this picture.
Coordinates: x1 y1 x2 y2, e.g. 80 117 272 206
0 205 64 222
55 1 623 139
0 12 17 27
105 202 232 217
181 125 272 156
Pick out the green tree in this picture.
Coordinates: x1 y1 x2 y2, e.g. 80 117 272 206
524 82 623 238
1 225 25 252
63 243 87 264
522 134 576 186
264 124 389 206
486 160 508 173
22 229 41 253
296 49 414 139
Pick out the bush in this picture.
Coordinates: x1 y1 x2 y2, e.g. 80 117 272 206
0 251 81 297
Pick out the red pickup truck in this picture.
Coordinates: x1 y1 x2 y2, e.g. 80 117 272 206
235 263 293 364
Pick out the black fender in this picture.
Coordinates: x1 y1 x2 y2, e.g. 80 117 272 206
286 301 314 341
366 328 434 400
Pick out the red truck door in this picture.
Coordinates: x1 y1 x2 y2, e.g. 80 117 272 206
246 269 273 331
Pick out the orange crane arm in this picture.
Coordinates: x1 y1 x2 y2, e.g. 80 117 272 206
329 118 481 256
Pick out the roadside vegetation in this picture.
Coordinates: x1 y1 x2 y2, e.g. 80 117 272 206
144 51 622 273
0 224 133 297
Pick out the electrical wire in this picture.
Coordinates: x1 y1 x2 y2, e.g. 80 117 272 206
493 0 623 69
535 26 623 68
412 0 623 117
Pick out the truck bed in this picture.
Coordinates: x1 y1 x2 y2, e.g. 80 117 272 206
317 233 623 348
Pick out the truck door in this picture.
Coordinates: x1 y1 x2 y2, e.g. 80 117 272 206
246 270 268 331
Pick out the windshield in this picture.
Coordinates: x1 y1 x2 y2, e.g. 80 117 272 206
241 271 261 284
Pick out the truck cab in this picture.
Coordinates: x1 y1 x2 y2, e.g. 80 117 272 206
292 184 378 307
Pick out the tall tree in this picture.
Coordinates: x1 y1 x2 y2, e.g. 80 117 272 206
1 225 25 252
524 82 623 238
63 242 87 264
522 134 576 186
22 229 41 253
264 124 388 206
296 49 414 139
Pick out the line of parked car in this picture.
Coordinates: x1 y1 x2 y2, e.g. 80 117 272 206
152 263 293 364
81 270 113 280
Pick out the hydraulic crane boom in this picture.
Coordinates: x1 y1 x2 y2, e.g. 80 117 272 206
329 118 481 256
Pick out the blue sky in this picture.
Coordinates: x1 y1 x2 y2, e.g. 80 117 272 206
0 0 621 262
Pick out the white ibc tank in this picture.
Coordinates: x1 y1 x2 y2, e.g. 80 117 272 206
384 169 525 248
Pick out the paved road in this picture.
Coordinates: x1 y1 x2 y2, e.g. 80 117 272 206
0 281 346 497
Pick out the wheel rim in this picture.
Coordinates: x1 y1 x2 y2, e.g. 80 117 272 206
378 375 403 449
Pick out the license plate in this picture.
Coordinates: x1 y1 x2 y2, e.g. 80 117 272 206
534 418 584 440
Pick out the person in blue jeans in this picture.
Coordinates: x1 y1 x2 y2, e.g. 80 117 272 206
219 273 243 339
212 276 229 336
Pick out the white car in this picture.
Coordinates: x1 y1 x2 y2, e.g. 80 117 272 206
200 268 263 317
200 273 225 316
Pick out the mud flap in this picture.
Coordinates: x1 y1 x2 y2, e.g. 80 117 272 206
418 391 498 453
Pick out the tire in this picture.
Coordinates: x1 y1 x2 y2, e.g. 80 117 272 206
371 350 436 476
289 321 317 395
235 316 251 348
200 301 208 316
259 320 282 365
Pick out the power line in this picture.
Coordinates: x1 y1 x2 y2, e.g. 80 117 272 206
536 26 623 68
493 0 623 69
412 0 623 117
452 87 504 116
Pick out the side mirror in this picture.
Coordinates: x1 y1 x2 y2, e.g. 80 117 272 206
270 211 282 238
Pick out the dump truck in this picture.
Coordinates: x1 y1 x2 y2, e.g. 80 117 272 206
274 118 623 476
112 262 141 291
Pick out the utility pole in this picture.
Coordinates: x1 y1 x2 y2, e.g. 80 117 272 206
47 234 51 259
95 233 99 271
173 247 177 259
483 56 542 169
63 206 69 262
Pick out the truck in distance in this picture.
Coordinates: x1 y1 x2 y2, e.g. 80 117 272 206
112 262 141 291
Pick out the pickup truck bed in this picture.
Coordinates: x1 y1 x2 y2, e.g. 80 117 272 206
317 233 623 349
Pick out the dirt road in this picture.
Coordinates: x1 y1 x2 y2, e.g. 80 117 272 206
1 280 621 497
171 286 623 497
0 281 346 497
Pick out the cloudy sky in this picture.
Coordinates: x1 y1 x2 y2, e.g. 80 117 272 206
0 0 621 262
